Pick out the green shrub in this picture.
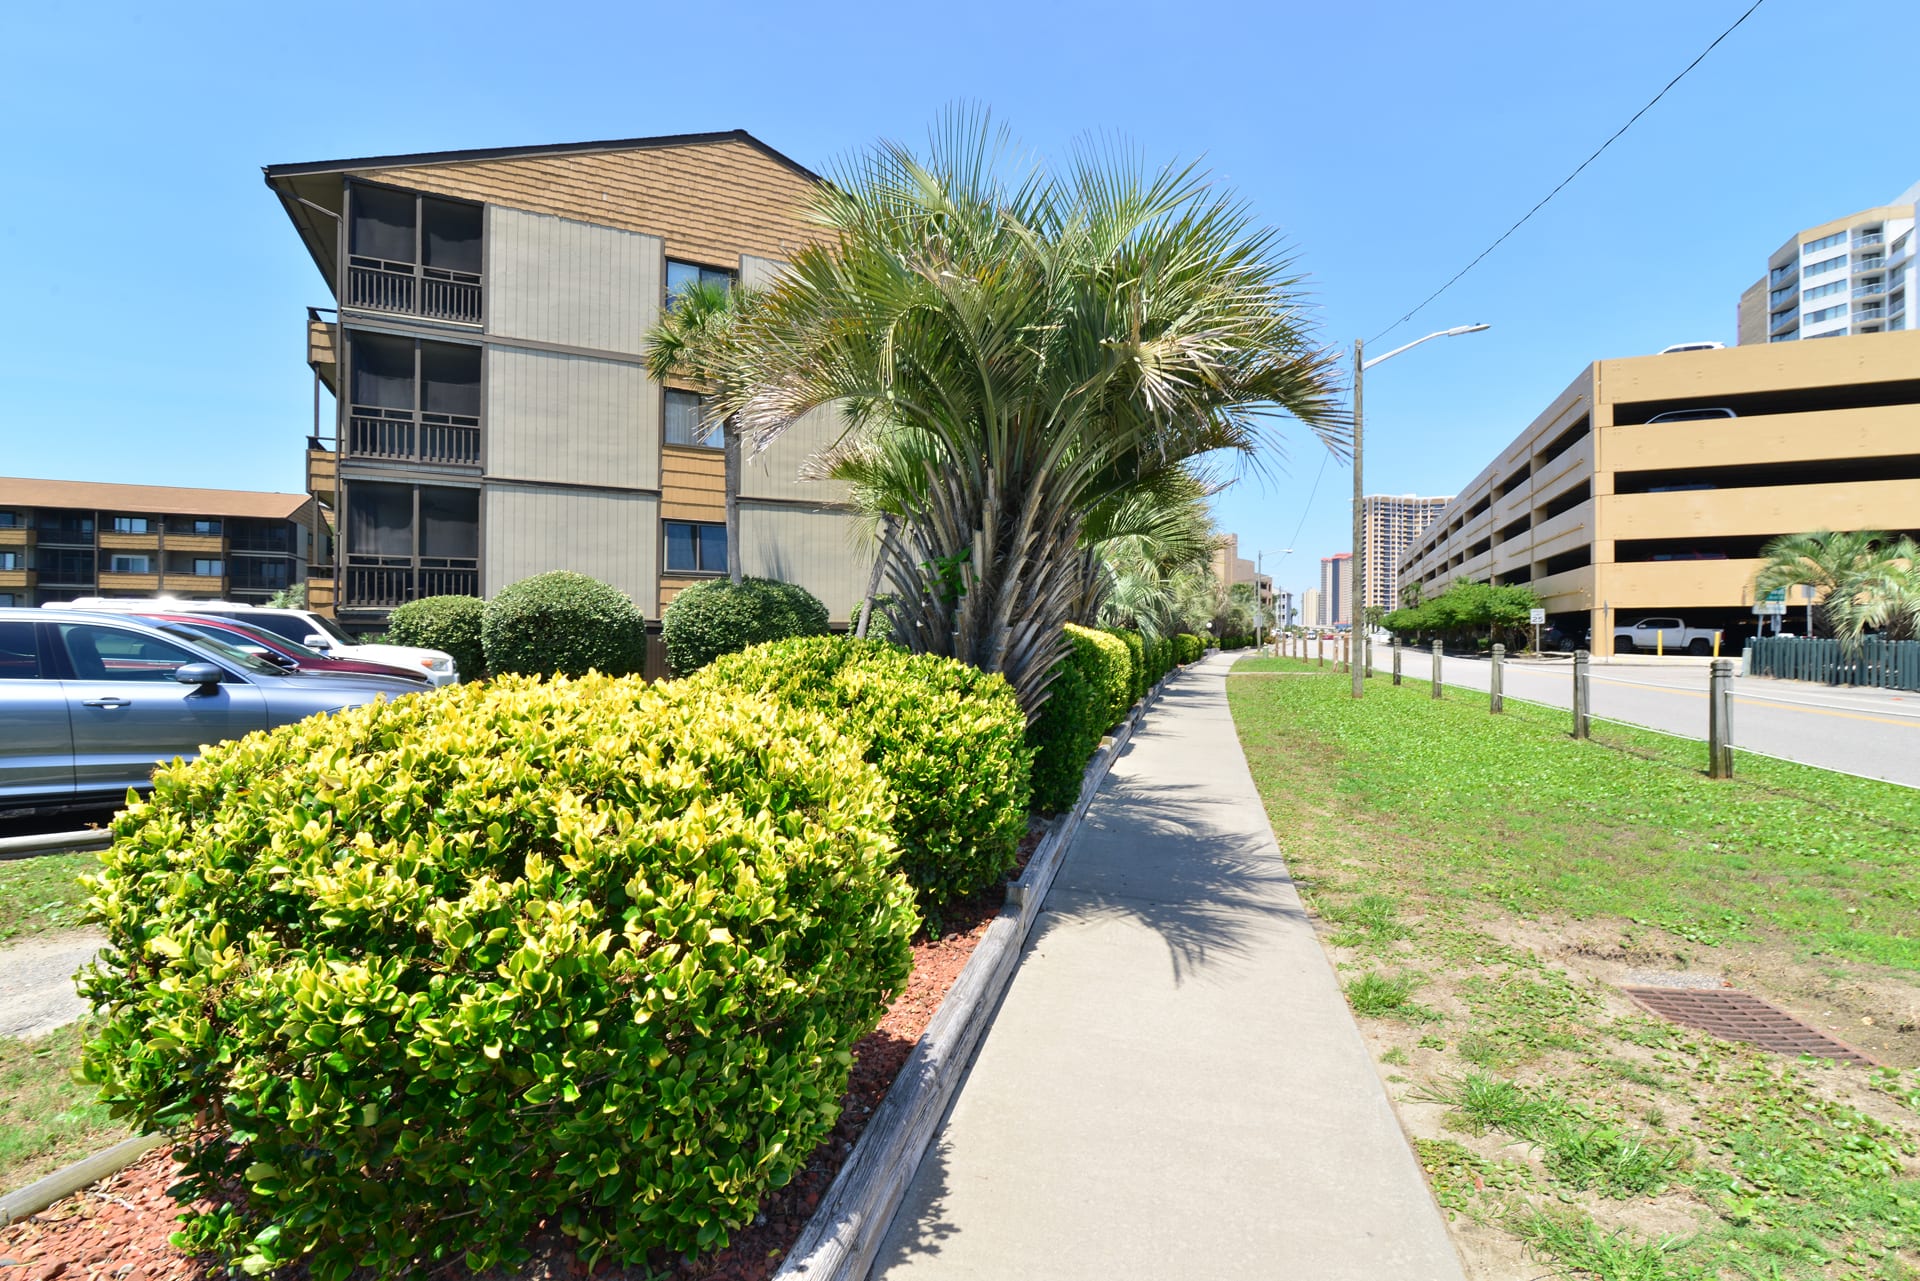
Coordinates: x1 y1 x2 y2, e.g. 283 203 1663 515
1148 635 1173 685
1109 627 1147 703
386 594 486 681
661 576 830 676
482 571 647 678
78 674 915 1278
693 636 1030 905
1175 633 1205 665
1070 624 1132 728
1027 624 1133 813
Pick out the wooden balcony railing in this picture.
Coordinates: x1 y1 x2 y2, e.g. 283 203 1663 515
346 407 482 467
342 557 479 609
346 259 482 325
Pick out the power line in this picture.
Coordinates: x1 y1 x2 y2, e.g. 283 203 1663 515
1281 449 1331 567
1368 0 1768 345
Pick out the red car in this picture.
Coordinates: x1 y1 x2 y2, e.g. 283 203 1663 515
138 614 432 686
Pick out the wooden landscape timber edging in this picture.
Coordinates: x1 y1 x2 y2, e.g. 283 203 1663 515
0 1134 166 1228
774 669 1174 1280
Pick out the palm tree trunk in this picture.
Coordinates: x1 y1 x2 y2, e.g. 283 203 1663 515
855 516 892 639
725 422 742 585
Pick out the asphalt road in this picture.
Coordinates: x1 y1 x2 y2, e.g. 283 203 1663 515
1364 650 1920 790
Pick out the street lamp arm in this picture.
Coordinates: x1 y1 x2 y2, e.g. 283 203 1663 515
1360 323 1490 371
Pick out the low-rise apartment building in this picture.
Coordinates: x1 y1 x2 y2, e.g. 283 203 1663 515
265 130 868 629
1398 331 1920 654
1211 533 1274 613
0 477 317 608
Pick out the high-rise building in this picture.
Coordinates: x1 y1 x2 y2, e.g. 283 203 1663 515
1210 533 1274 614
1300 587 1322 630
1738 181 1917 345
1319 552 1352 628
1361 494 1450 612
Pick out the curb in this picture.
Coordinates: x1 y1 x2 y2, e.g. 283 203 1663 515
773 665 1179 1280
0 828 112 862
0 1134 166 1227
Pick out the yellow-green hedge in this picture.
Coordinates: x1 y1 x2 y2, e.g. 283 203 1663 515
79 675 915 1278
1028 625 1134 813
691 636 1030 907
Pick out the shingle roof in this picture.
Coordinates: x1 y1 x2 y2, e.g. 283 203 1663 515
0 476 312 521
263 129 821 184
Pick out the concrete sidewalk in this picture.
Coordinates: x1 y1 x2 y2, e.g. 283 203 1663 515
873 652 1463 1279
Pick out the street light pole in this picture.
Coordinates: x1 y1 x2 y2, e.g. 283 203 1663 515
1350 323 1491 700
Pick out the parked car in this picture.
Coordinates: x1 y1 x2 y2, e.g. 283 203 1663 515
136 613 431 686
1613 616 1720 655
1539 623 1586 653
1645 407 1736 424
0 608 423 815
54 598 458 685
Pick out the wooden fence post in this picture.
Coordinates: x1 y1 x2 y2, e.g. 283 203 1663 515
1708 658 1734 779
1490 643 1505 713
1431 640 1444 699
1572 649 1590 739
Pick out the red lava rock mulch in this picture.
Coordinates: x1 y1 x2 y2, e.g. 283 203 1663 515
0 822 1048 1281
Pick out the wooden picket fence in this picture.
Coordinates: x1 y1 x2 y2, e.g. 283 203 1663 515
1744 635 1920 691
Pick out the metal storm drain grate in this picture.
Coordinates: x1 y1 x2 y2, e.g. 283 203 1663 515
1624 987 1877 1066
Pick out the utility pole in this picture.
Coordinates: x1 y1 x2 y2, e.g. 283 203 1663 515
1351 338 1365 703
1349 323 1489 703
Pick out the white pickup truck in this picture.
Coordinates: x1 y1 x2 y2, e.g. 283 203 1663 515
1613 616 1719 655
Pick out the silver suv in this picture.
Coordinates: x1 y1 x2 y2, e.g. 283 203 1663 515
0 608 421 815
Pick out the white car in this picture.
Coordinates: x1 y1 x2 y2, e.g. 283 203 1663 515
54 599 459 686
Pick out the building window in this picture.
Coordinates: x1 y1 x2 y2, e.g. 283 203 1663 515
109 554 151 574
191 559 223 577
0 511 19 528
1803 231 1847 253
112 516 150 534
1804 255 1845 278
1805 305 1847 324
192 519 221 536
0 595 16 609
665 260 735 310
1803 280 1846 301
664 390 724 448
664 521 727 573
0 552 19 570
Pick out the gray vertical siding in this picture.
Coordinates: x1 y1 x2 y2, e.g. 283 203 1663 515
486 347 660 490
737 500 872 623
486 209 663 357
736 254 853 503
482 483 659 607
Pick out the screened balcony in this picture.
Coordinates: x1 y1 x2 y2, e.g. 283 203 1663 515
346 184 483 325
341 482 479 609
345 332 482 467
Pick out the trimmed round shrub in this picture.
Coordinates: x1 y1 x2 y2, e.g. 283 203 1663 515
1108 627 1147 703
482 571 647 678
386 594 486 681
662 576 830 676
78 674 915 1277
693 636 1031 906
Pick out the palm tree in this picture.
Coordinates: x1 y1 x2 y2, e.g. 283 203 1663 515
707 112 1347 715
642 278 759 584
1753 529 1898 641
1851 537 1920 642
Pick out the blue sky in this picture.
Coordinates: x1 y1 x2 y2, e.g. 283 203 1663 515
2 0 1909 609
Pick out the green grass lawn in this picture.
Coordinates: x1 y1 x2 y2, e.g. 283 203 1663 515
0 1020 125 1193
1230 658 1920 1281
0 850 98 945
